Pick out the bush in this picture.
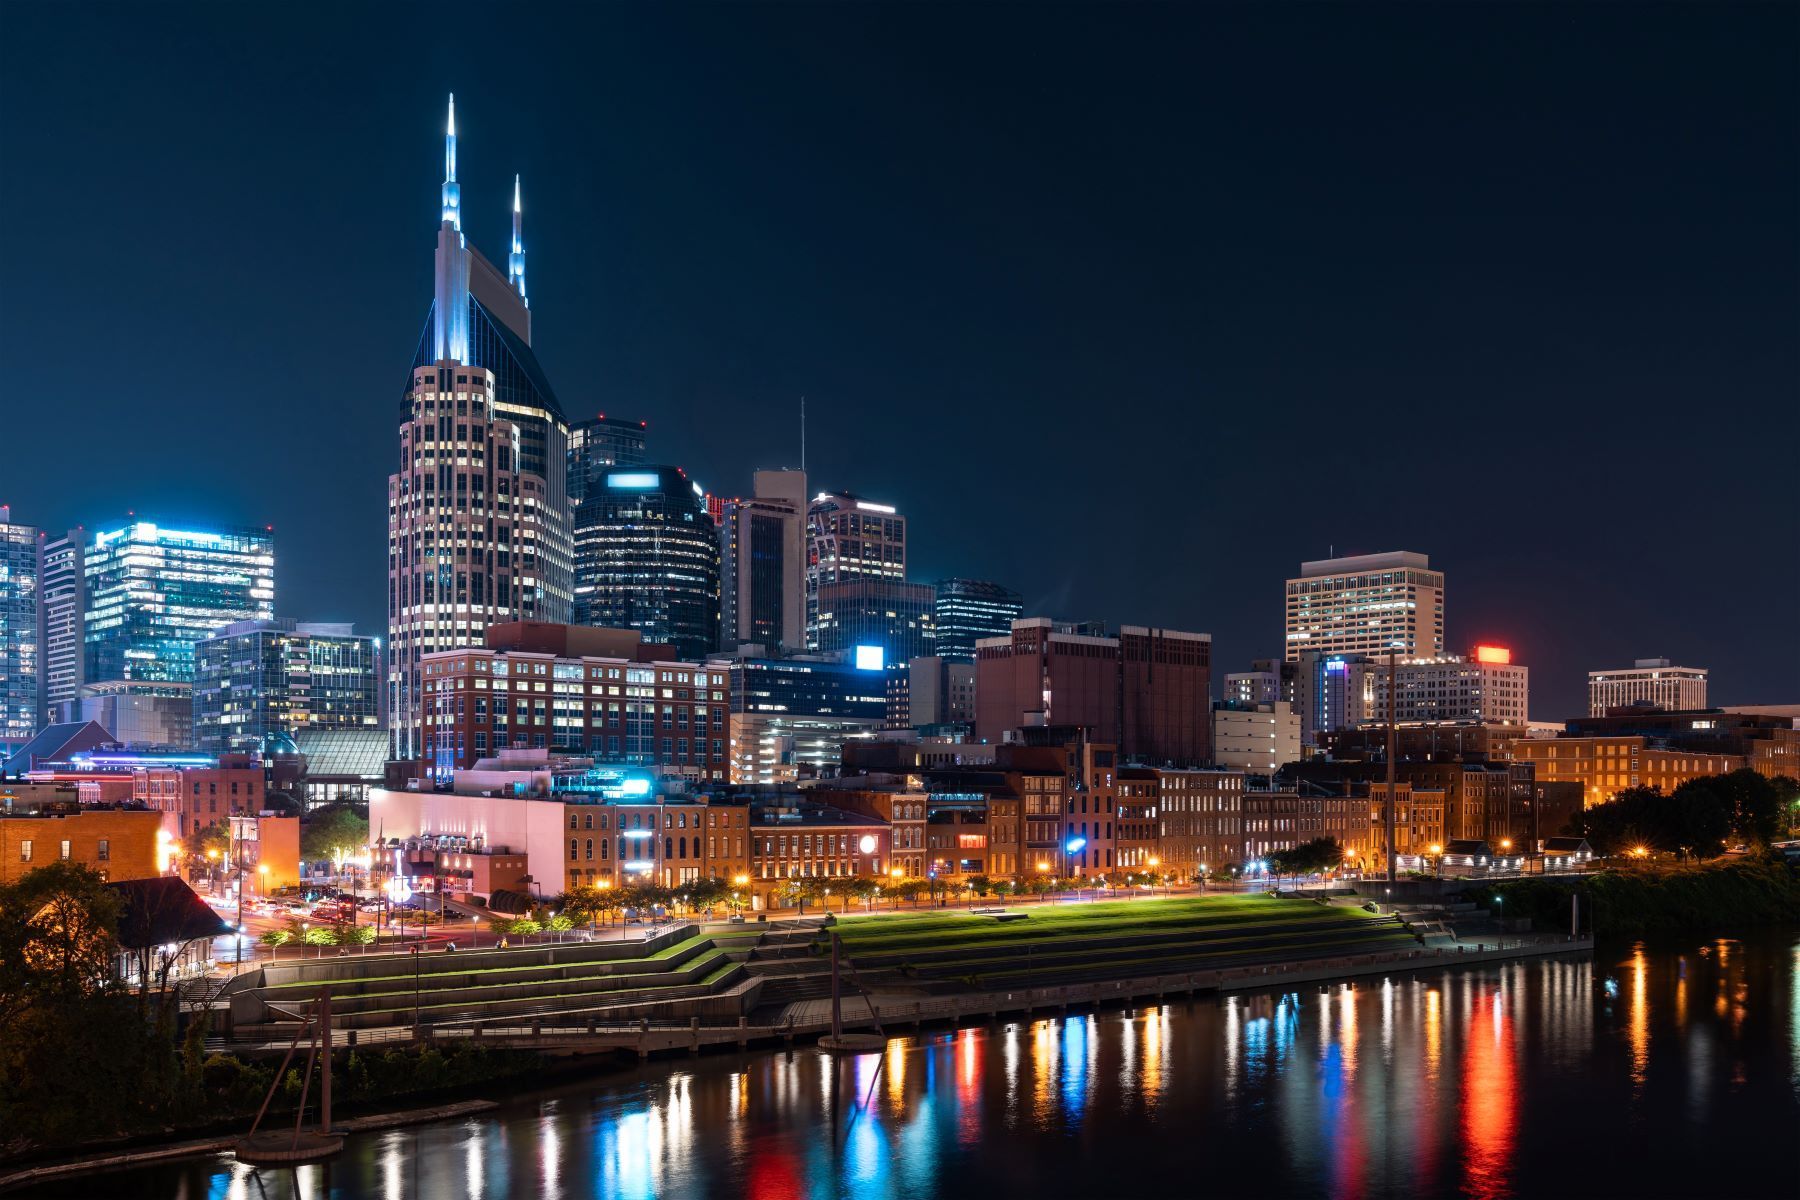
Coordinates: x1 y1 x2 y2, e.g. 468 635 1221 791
1492 853 1800 936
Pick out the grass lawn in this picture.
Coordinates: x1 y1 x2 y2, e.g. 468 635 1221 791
830 895 1386 958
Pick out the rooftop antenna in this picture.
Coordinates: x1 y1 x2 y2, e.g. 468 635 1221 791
800 395 807 474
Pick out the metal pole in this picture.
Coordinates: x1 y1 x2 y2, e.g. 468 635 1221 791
319 988 332 1133
412 946 421 1037
1385 651 1397 883
830 932 842 1041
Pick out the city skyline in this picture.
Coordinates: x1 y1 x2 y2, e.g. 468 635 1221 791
2 5 1794 719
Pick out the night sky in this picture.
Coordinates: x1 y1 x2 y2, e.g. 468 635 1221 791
2 3 1794 718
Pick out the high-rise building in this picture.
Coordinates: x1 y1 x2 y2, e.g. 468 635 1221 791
83 521 275 688
718 469 807 654
390 98 570 760
35 530 83 724
897 656 977 730
932 578 1023 662
724 655 886 783
812 578 935 666
1284 551 1444 661
975 618 1213 766
806 492 905 650
1296 646 1529 747
567 414 649 507
1211 701 1302 774
1376 646 1530 726
193 619 381 752
0 508 38 754
572 465 721 662
1588 658 1707 715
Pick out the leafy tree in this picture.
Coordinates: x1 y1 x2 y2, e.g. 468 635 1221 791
345 925 377 950
1680 769 1785 846
300 804 370 862
0 863 122 1015
301 927 339 948
1579 785 1730 860
507 917 543 938
846 876 881 909
1272 837 1344 876
683 878 729 914
967 874 994 898
545 914 574 939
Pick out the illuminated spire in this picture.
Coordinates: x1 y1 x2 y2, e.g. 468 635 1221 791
508 174 528 304
440 93 461 230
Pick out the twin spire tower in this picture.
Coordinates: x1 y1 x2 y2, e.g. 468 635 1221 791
390 94 571 765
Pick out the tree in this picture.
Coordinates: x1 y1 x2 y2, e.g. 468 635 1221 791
345 925 377 951
545 914 574 940
1579 785 1730 861
1272 837 1343 876
683 878 729 914
301 804 370 862
1680 769 1785 846
967 875 994 898
0 863 122 1020
260 928 293 961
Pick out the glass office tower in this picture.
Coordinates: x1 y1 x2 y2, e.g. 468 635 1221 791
573 466 721 662
933 578 1023 661
83 521 275 686
193 619 381 751
0 507 39 754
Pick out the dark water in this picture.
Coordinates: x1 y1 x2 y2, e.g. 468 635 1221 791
31 933 1800 1199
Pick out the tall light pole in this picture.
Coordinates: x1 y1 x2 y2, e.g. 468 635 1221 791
1385 649 1398 883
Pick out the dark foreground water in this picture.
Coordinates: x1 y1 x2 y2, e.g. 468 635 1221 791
31 933 1800 1199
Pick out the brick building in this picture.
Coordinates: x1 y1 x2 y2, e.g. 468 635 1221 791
418 622 730 782
0 807 163 884
975 619 1212 766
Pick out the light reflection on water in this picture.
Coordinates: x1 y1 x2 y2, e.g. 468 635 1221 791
45 933 1800 1200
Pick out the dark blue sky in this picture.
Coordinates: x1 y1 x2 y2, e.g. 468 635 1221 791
2 3 1794 718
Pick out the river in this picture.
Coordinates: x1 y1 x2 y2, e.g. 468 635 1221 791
27 932 1800 1199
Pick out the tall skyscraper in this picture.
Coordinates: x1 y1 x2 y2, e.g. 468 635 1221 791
932 578 1022 661
193 619 381 751
35 530 83 723
390 97 570 760
568 415 649 507
1284 551 1444 661
83 520 274 687
0 507 39 754
719 468 807 654
1588 658 1707 715
813 579 936 666
573 465 721 662
806 491 905 650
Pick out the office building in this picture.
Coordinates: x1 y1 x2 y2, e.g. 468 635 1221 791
806 492 905 650
718 469 807 654
192 619 381 752
1376 646 1530 727
1588 658 1707 715
1508 735 1740 809
976 618 1212 766
1559 708 1800 781
417 622 730 781
1223 658 1299 707
1212 701 1302 774
567 414 649 507
725 655 886 783
573 465 721 662
390 98 571 761
812 578 935 666
35 530 84 724
895 656 977 730
0 508 37 755
1284 551 1444 661
75 681 192 748
932 579 1022 662
83 521 275 688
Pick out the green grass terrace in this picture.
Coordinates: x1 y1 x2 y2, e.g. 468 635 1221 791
828 895 1420 991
